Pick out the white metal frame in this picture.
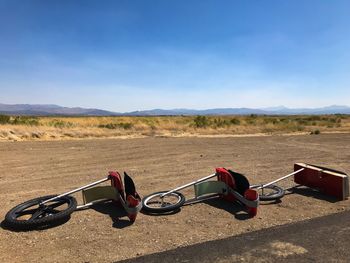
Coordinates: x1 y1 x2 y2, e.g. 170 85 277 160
40 177 111 209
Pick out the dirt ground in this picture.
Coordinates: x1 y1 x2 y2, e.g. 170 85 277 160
0 134 349 262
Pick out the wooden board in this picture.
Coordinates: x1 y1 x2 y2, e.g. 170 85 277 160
294 163 349 200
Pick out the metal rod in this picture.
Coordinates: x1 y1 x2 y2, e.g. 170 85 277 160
160 173 217 198
76 199 110 210
40 177 110 205
255 168 304 190
184 193 220 205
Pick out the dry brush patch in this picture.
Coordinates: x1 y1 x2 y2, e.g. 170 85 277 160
0 114 349 141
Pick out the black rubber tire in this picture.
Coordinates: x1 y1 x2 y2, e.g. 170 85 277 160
142 191 185 214
250 184 285 201
4 195 77 231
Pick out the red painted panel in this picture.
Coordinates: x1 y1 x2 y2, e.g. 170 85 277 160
294 163 348 200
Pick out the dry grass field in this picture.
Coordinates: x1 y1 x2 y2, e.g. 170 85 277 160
0 114 349 141
0 134 349 262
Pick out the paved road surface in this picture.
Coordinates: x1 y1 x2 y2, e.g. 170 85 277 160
121 210 350 263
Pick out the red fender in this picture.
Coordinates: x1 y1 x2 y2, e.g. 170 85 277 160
126 195 141 222
244 189 258 217
109 171 125 207
109 171 141 222
216 167 236 202
216 167 258 217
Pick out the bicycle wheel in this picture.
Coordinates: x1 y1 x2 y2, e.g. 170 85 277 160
250 184 285 201
4 195 77 231
142 191 185 213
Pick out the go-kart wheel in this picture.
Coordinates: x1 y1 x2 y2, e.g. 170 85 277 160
250 184 285 201
4 195 77 231
142 191 185 214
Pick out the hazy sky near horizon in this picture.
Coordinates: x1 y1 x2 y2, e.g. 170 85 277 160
1 0 349 112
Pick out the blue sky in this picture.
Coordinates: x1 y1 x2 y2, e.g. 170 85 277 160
0 0 349 112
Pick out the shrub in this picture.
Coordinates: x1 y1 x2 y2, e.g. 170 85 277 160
230 118 241 125
12 116 39 126
310 129 321 135
0 114 11 124
118 122 133 129
193 116 210 128
279 118 289 124
98 123 117 129
98 122 133 130
262 127 274 133
305 116 321 121
213 118 231 128
263 117 279 125
48 120 74 128
295 118 308 126
246 118 256 125
296 125 305 131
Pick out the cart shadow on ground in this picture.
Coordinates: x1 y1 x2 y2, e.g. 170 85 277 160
200 184 340 220
139 197 251 219
2 187 339 232
200 198 253 220
84 201 134 229
284 185 339 203
140 208 181 217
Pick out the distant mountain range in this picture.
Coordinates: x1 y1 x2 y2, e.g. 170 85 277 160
0 104 116 116
0 103 350 116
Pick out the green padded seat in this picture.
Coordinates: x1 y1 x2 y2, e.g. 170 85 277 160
194 181 228 197
82 186 118 204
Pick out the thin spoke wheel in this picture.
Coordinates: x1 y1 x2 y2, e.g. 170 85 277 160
142 191 185 214
4 195 77 231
